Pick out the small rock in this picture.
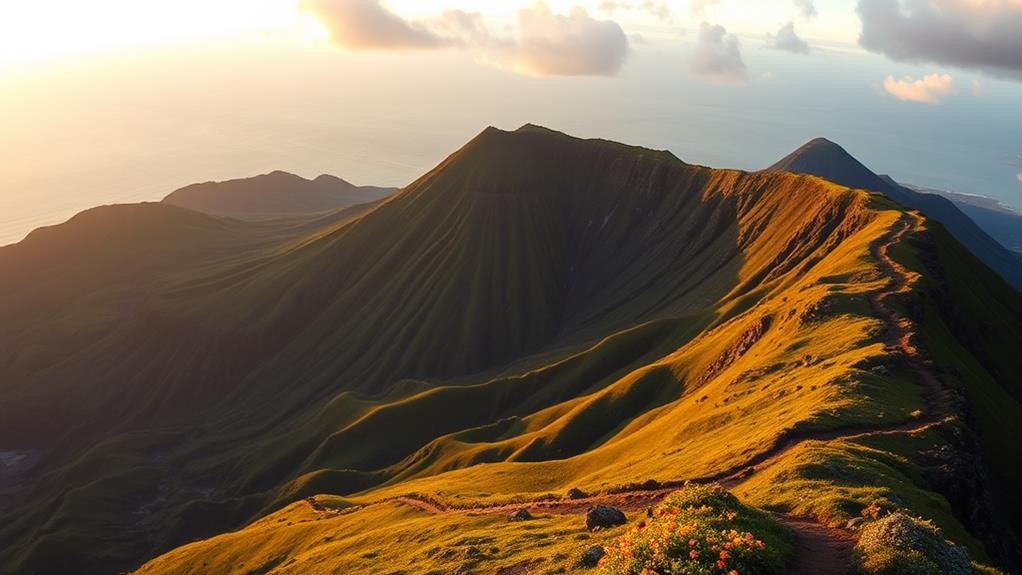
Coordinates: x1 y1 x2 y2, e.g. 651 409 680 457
585 505 626 531
846 517 866 530
578 545 605 567
453 563 475 575
508 509 534 522
566 488 588 500
465 546 482 558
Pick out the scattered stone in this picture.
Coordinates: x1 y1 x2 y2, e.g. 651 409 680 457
508 509 534 522
438 549 458 559
453 563 476 575
586 505 626 531
465 546 482 559
566 488 588 500
846 517 866 530
576 545 605 568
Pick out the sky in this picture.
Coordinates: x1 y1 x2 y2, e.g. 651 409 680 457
1 0 1021 245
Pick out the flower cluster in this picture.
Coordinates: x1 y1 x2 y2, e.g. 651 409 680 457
596 485 785 575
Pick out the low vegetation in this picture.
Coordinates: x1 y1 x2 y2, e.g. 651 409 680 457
596 485 791 575
854 511 991 575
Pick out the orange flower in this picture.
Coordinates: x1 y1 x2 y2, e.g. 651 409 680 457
719 550 731 560
689 549 698 559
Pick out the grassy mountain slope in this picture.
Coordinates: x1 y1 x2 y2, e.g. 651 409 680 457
162 170 396 218
1 126 1020 575
769 138 1022 290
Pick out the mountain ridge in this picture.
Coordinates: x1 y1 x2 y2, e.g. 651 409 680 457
1 126 1020 575
162 170 397 219
767 137 1022 290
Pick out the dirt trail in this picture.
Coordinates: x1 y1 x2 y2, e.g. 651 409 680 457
777 514 856 575
330 212 950 575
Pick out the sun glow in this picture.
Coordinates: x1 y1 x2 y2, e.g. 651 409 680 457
0 0 320 71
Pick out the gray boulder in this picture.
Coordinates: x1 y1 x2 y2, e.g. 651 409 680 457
585 505 626 531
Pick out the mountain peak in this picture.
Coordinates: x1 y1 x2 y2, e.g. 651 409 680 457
768 137 892 193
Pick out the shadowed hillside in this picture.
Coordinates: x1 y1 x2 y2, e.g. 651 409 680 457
1 126 1020 575
162 170 396 218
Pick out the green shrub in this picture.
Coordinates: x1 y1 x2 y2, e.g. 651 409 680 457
855 513 971 575
596 484 790 575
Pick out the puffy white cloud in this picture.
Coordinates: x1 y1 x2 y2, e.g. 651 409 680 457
1017 172 1022 183
690 22 747 85
768 22 810 54
510 4 630 76
883 73 956 104
857 0 1022 79
794 0 818 19
300 0 446 50
303 0 629 77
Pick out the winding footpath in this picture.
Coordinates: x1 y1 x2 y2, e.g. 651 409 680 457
316 212 954 575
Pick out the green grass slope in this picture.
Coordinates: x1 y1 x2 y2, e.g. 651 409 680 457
1 126 1020 575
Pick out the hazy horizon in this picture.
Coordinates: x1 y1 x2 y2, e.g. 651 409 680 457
2 0 1021 246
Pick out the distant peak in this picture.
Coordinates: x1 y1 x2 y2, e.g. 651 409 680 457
806 137 838 146
314 174 353 187
265 170 304 180
515 123 557 133
769 137 891 194
793 137 847 154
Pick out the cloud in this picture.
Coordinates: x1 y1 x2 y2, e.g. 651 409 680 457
599 1 674 22
1017 172 1022 183
794 0 818 19
768 22 811 54
883 73 956 104
690 0 721 16
691 23 747 85
300 0 447 50
857 0 1022 79
510 4 629 76
304 1 629 77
